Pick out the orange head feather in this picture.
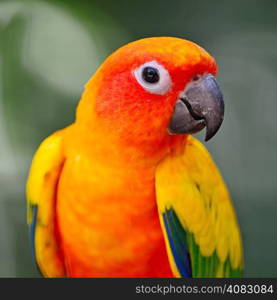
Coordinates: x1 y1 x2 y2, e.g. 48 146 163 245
75 37 218 161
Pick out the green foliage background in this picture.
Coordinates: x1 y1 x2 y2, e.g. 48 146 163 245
0 0 276 277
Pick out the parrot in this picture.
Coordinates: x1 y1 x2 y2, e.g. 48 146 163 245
26 37 243 278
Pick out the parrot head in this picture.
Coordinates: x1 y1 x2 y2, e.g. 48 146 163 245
77 37 224 158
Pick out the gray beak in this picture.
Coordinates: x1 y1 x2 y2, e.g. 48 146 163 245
168 74 224 141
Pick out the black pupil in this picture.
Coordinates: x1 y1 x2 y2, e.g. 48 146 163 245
142 67 159 83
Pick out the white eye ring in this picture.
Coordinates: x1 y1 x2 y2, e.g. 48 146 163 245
133 60 172 95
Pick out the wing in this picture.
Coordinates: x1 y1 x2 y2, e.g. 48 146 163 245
155 136 243 278
26 130 66 277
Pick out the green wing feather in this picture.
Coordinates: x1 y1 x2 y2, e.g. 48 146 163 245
163 208 243 277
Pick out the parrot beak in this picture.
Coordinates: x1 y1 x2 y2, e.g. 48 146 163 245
168 74 224 141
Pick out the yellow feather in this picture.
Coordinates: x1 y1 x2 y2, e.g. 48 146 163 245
155 136 243 275
26 129 66 277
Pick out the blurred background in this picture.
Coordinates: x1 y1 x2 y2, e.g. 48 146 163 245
0 0 276 277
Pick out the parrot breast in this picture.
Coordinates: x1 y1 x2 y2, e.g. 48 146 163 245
56 135 174 277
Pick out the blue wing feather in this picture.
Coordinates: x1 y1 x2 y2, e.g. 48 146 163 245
163 209 192 277
29 205 38 259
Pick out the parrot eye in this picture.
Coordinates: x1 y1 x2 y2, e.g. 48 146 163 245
133 60 172 95
142 67 159 83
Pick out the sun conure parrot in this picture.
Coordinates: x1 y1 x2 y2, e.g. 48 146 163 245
26 37 243 278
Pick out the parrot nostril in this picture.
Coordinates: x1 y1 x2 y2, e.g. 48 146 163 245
192 75 201 81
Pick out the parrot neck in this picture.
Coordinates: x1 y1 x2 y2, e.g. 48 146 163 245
67 122 187 171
